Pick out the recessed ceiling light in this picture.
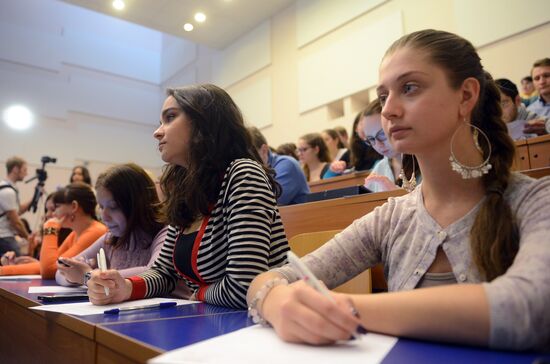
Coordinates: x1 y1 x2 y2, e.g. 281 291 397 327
112 0 125 11
183 23 194 32
3 105 34 131
194 12 206 23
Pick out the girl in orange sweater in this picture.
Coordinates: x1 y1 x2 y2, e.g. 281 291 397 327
0 182 106 278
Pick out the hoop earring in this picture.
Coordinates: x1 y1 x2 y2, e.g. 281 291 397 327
398 154 416 192
449 121 492 179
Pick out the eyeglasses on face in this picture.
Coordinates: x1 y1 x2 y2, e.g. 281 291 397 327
363 129 387 147
296 147 311 153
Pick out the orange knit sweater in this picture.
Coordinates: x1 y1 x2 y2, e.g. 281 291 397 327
0 220 107 278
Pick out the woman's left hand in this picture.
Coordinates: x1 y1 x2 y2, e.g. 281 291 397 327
329 161 347 174
57 257 92 285
364 173 398 192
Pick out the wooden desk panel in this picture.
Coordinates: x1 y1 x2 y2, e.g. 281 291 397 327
308 170 370 193
280 189 406 239
513 140 530 171
526 134 550 169
0 289 95 364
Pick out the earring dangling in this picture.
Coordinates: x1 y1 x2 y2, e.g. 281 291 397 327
70 213 75 222
398 154 416 192
449 120 492 179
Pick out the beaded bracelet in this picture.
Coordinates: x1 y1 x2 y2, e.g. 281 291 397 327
248 278 288 326
43 227 58 236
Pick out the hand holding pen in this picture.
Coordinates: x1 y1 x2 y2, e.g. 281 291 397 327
86 268 133 306
260 252 365 345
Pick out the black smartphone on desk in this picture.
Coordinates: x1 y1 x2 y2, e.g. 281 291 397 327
37 293 89 302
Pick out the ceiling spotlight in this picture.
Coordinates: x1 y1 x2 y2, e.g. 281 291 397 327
194 12 206 23
183 23 194 32
112 0 125 10
3 105 34 131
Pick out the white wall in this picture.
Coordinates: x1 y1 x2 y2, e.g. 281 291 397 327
2 0 550 220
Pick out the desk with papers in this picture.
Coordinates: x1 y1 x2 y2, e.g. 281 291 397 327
0 277 546 364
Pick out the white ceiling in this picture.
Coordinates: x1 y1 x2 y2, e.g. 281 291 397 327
61 0 295 49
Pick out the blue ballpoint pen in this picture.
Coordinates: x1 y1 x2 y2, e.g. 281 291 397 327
104 301 177 315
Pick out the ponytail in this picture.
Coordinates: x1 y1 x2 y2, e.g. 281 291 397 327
469 73 519 281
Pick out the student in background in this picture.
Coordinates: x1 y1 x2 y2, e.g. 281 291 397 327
0 183 106 277
248 29 550 351
519 76 537 106
494 78 539 140
70 165 92 185
249 127 309 206
87 84 289 309
276 143 299 161
0 157 31 256
322 129 350 166
56 163 168 286
297 133 331 182
348 110 383 172
362 99 418 192
524 58 550 135
27 193 71 258
334 126 349 148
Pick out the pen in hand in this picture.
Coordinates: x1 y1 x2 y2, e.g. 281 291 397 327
287 251 364 339
97 248 109 296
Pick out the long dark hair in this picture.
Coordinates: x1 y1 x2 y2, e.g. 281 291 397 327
160 84 278 229
70 165 92 185
52 182 97 219
96 163 163 250
386 29 518 281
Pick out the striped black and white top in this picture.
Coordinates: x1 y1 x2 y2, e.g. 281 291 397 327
129 159 289 309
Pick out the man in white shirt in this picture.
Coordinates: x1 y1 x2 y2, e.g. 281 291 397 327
0 156 31 256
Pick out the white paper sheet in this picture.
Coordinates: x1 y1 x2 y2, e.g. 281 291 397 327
0 274 41 280
28 286 87 294
29 298 195 316
149 325 398 364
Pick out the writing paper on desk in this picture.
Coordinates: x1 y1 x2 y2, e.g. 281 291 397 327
29 298 194 316
0 274 41 280
28 286 87 294
148 325 398 364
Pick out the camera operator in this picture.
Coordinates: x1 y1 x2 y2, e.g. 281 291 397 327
0 156 33 256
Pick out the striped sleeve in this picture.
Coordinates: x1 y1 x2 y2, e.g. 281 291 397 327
202 160 283 308
130 225 180 299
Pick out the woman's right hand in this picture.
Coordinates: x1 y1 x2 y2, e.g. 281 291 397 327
261 280 362 345
87 269 132 305
1 251 16 266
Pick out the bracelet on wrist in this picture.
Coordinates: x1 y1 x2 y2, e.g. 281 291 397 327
43 227 59 236
248 278 288 326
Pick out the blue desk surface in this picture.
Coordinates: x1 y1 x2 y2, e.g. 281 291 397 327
100 311 253 351
0 278 241 325
101 311 547 364
2 278 548 363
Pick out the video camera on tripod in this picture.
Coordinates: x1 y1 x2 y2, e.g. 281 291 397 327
25 156 57 213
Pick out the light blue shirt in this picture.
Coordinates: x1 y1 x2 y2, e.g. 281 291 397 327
526 96 550 118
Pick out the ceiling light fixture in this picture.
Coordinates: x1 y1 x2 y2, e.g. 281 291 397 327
183 23 194 32
112 0 125 11
194 12 206 23
3 105 34 131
